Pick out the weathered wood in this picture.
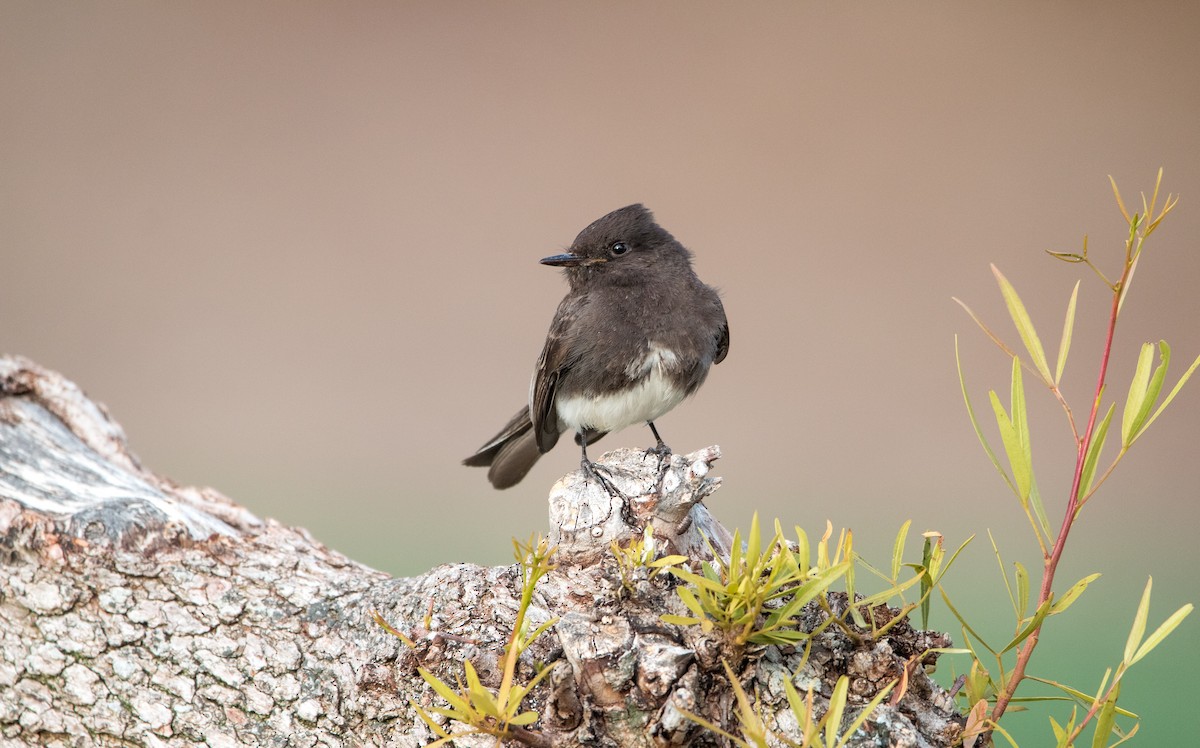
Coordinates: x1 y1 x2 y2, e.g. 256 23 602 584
0 356 964 747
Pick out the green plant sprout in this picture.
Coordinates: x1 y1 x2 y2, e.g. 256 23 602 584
664 514 969 744
679 661 896 748
951 170 1195 745
379 535 559 747
609 524 689 596
662 513 852 648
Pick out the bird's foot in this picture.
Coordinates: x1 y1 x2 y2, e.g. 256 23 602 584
581 458 625 498
643 421 673 463
643 441 673 461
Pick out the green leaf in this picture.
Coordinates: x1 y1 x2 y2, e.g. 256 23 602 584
920 533 939 629
1130 602 1194 666
834 679 896 747
1109 723 1141 747
1134 341 1171 442
956 337 1018 495
1049 573 1101 616
508 711 539 726
993 264 1053 385
891 520 910 581
824 676 849 747
661 613 703 626
1015 562 1030 619
1092 682 1120 748
419 667 471 713
793 525 811 576
1055 280 1080 385
373 610 418 648
1134 350 1200 443
1078 403 1115 502
1002 598 1054 654
1109 174 1132 223
940 587 998 656
463 661 503 719
1123 578 1152 664
671 568 727 595
954 298 1021 360
990 367 1032 503
1025 676 1138 719
1049 715 1067 743
745 513 762 569
988 530 1019 618
1121 342 1157 446
410 699 454 738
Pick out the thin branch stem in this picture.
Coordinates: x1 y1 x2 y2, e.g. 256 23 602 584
989 255 1129 726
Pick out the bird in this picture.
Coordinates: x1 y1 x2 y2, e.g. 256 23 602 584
463 204 729 489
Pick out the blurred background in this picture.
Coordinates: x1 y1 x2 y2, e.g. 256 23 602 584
3 2 1197 743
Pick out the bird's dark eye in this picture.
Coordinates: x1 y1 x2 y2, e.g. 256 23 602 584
611 242 629 256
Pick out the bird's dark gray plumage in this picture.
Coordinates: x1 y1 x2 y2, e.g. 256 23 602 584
463 204 729 489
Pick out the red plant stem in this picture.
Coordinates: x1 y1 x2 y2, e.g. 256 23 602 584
989 277 1125 726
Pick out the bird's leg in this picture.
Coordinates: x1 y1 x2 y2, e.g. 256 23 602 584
579 432 623 497
644 421 672 458
643 421 674 492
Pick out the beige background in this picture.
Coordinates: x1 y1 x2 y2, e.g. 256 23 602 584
3 2 1198 742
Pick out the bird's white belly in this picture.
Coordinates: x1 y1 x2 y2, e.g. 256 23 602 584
556 345 687 433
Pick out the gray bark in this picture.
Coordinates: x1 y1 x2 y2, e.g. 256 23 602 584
0 356 964 747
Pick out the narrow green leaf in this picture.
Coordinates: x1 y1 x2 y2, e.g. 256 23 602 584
1048 715 1067 743
671 568 727 594
954 298 1021 360
1049 573 1101 615
373 610 419 648
765 562 850 624
1126 341 1170 446
1011 357 1031 458
1123 578 1153 664
745 513 762 572
824 676 849 747
1055 281 1080 385
1092 682 1120 748
463 661 503 719
1109 174 1132 224
418 668 472 713
1024 676 1138 719
940 587 998 656
793 525 811 576
1130 603 1194 666
676 586 707 617
1002 598 1054 654
1121 343 1155 446
1134 350 1200 443
991 386 1031 502
891 519 911 581
1109 723 1141 747
1015 562 1030 620
1078 404 1115 502
988 530 1019 618
956 337 1018 495
834 679 895 748
993 264 1053 384
509 711 540 726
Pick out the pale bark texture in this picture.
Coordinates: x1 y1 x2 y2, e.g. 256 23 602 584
0 356 965 747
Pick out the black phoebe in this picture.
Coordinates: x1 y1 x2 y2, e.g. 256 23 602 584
463 204 729 489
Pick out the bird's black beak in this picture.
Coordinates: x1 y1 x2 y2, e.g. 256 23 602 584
539 252 607 267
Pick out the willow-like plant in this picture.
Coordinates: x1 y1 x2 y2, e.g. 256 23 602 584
951 170 1195 746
